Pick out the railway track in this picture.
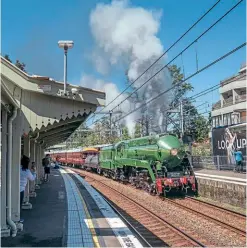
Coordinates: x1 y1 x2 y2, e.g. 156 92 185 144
166 197 246 237
71 168 205 247
186 196 246 217
96 190 162 247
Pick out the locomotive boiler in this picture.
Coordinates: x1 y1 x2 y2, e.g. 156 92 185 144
99 134 197 196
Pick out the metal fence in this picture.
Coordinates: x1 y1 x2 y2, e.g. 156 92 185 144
191 155 247 171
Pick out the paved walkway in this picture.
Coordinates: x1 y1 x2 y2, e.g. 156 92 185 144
1 168 144 248
194 168 246 180
1 169 67 247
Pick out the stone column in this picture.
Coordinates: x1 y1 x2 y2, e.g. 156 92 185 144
35 143 41 189
40 147 45 180
22 136 32 209
29 140 37 198
1 109 9 236
232 89 236 104
37 145 43 184
11 110 22 222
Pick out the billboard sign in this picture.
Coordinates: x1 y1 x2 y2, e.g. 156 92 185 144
212 125 246 165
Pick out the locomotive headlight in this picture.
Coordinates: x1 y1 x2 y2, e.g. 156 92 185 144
170 149 178 156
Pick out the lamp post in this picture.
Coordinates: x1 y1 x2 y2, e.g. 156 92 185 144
58 40 74 95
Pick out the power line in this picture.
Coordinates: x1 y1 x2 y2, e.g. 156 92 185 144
85 0 222 123
110 0 243 112
88 0 243 129
113 42 246 123
83 70 244 135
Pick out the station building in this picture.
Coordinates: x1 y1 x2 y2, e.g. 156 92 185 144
211 62 246 127
0 56 105 237
210 62 246 162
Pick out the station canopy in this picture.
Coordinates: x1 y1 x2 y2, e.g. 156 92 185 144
1 56 105 148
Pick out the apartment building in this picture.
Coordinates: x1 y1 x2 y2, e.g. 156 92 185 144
211 62 246 128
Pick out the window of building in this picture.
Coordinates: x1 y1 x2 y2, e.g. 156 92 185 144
231 112 240 124
223 113 234 126
212 115 222 127
212 118 216 127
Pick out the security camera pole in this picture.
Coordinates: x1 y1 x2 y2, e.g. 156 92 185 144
58 40 74 96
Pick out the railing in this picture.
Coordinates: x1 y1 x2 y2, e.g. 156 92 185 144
221 73 246 87
222 97 233 107
192 155 247 171
235 94 246 103
212 101 221 110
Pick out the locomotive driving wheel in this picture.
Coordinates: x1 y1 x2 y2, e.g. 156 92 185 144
97 167 102 175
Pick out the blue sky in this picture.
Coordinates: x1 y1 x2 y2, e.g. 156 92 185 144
2 0 246 116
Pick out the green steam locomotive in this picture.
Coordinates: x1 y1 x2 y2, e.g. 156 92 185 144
98 134 197 196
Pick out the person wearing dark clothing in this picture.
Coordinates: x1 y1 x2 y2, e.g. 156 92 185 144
20 155 36 221
42 154 50 181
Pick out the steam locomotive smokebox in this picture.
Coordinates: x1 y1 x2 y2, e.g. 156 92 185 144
196 177 246 208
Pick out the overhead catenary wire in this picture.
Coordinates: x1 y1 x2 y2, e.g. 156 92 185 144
109 0 243 113
85 0 222 123
113 42 246 123
87 0 243 129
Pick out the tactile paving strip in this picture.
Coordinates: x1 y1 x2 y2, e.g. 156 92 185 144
66 169 144 248
60 169 95 247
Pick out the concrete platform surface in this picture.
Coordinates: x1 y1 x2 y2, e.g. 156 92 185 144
194 168 246 180
1 169 67 247
1 167 144 247
63 168 144 248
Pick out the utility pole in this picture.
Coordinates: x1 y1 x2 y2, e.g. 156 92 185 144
165 112 168 133
145 116 149 136
180 100 184 138
109 110 113 138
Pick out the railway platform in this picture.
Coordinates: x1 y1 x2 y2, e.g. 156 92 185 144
1 168 66 247
194 168 246 208
194 168 246 183
1 168 144 248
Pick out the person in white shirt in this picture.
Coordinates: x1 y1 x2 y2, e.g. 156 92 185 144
20 155 36 209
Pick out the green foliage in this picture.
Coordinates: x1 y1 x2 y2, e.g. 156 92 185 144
134 123 142 138
193 116 210 142
189 144 211 156
15 60 26 72
4 54 26 72
168 65 210 142
121 127 131 140
4 54 12 63
168 65 193 107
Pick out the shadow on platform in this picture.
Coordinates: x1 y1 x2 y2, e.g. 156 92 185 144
1 169 67 247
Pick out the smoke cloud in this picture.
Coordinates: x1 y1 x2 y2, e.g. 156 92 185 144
85 0 172 135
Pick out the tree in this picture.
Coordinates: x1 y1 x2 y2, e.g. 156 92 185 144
168 65 193 108
193 115 210 142
4 54 12 63
134 123 142 138
3 54 26 72
15 60 26 72
121 127 131 140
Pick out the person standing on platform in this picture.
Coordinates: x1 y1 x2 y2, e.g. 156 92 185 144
20 155 36 217
42 154 51 182
234 148 243 173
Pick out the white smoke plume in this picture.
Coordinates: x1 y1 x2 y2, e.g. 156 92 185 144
86 0 172 135
81 75 135 133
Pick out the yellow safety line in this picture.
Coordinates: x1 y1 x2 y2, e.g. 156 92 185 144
76 186 100 248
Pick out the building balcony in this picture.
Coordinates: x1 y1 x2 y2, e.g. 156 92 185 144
219 75 246 94
222 97 233 107
212 101 246 117
235 94 246 103
212 100 221 110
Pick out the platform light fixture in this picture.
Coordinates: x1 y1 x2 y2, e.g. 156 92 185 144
58 40 74 96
